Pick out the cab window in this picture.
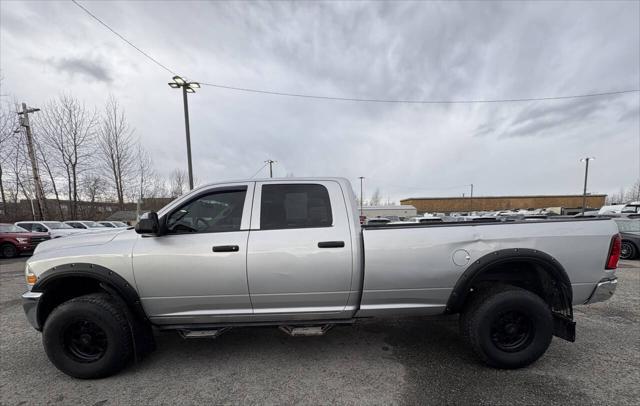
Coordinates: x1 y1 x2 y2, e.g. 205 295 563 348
32 224 48 232
166 188 247 234
18 223 34 231
260 184 332 230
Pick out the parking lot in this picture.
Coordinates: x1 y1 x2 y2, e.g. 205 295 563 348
0 257 638 405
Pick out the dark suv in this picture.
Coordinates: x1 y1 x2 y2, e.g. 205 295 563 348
0 223 50 258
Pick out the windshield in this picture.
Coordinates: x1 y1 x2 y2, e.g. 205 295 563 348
112 221 128 227
84 221 106 228
43 222 74 229
615 219 640 233
0 224 29 233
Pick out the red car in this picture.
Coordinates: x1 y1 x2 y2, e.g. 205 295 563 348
0 223 51 258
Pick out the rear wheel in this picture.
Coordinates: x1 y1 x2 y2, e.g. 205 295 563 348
43 293 133 379
460 285 553 369
620 241 637 260
1 243 18 258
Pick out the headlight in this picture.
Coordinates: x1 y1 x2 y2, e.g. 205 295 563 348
25 264 37 287
16 237 29 244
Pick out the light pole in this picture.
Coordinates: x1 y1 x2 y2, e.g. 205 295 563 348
469 183 474 213
265 160 276 178
358 177 365 219
580 157 595 214
169 76 200 190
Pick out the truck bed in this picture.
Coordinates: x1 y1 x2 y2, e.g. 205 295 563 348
357 217 618 317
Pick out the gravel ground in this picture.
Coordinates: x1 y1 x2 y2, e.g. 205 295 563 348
1 257 638 405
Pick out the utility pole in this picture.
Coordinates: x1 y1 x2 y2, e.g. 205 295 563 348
182 86 194 190
265 160 276 178
168 76 200 190
469 183 474 213
17 103 47 220
580 157 595 214
358 177 365 219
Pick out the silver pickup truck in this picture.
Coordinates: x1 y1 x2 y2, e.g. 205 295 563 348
22 178 621 378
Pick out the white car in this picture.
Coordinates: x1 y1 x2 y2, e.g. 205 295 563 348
14 221 80 238
64 220 109 232
98 221 129 228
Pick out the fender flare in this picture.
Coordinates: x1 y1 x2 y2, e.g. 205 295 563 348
32 263 154 360
445 248 573 314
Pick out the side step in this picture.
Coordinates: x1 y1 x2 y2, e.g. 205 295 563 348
178 328 230 339
279 324 333 337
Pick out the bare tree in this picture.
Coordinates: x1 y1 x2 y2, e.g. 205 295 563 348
169 169 188 198
0 98 18 215
625 179 640 202
98 97 136 210
38 95 98 219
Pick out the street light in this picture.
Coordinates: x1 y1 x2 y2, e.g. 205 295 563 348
168 75 200 190
358 177 365 221
580 157 595 215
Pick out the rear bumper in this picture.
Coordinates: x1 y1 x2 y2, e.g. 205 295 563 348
584 278 618 304
22 291 42 330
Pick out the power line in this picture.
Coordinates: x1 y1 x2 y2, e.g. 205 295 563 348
71 0 640 104
200 84 639 104
250 163 269 178
71 0 178 76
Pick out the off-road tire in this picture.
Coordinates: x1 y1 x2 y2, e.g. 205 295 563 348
43 293 133 379
460 284 553 369
0 243 18 258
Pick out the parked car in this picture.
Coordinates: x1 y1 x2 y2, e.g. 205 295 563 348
22 178 620 378
0 223 50 258
63 220 108 231
614 217 640 259
98 221 129 228
366 217 391 225
15 221 81 238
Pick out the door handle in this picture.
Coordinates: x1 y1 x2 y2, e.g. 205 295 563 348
318 241 345 248
212 245 240 252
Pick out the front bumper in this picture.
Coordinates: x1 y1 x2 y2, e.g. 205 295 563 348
584 278 618 304
22 291 42 330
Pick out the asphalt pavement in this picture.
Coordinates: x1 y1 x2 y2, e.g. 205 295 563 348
1 257 638 405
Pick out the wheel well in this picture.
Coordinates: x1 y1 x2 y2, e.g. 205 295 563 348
468 260 572 318
37 276 106 328
447 249 573 319
446 249 575 341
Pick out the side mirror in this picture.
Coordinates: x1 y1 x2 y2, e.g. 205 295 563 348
135 212 160 235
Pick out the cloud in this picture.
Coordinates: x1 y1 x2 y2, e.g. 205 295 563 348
47 56 112 83
1 0 638 201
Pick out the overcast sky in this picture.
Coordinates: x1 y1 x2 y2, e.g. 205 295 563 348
1 0 639 202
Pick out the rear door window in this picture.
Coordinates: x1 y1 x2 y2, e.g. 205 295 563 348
260 184 332 230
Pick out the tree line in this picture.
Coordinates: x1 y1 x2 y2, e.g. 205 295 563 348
0 93 190 221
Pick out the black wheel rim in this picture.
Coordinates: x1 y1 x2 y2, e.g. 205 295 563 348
63 320 108 362
620 243 632 259
490 311 534 352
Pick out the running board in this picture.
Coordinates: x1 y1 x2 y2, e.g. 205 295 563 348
178 327 230 339
279 324 333 336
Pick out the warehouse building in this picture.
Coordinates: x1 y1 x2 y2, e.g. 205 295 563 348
400 194 607 215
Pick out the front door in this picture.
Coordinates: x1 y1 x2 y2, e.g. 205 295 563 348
132 184 254 325
246 181 354 318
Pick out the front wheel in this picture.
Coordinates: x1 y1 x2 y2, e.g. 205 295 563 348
620 241 637 260
1 243 18 258
460 285 553 369
43 293 133 379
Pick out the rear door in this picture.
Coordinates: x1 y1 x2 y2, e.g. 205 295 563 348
246 181 354 318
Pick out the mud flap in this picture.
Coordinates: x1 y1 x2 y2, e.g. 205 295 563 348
553 313 576 342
